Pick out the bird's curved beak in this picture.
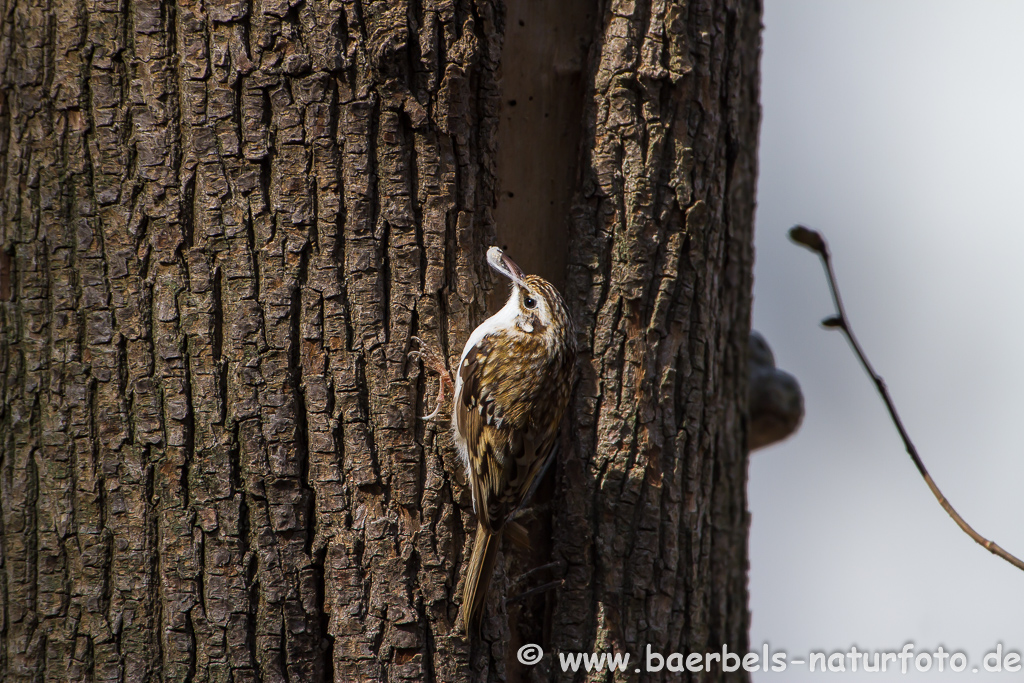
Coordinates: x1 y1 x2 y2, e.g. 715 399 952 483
486 246 527 289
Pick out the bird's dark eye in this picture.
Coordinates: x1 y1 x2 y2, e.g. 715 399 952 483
523 295 537 309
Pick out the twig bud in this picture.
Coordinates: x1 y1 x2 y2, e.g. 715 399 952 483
789 225 827 254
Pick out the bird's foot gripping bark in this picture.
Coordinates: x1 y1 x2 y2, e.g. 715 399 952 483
409 336 454 421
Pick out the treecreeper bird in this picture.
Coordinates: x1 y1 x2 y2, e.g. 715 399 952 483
412 247 577 637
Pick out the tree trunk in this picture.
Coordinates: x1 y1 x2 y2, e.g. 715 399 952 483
0 0 760 681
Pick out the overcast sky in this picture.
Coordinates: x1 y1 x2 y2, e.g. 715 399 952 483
749 1 1024 679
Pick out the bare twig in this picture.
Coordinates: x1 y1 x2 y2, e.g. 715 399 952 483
790 225 1024 573
506 579 564 605
510 560 565 590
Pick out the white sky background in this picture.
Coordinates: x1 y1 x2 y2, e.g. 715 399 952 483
749 1 1024 680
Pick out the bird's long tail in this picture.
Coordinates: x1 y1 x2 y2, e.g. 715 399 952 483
462 523 502 637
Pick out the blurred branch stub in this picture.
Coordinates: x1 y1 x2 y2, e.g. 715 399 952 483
748 330 804 450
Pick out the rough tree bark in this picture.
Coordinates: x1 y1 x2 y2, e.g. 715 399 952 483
0 0 760 681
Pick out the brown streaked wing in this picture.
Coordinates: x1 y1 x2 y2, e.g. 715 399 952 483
457 337 520 533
